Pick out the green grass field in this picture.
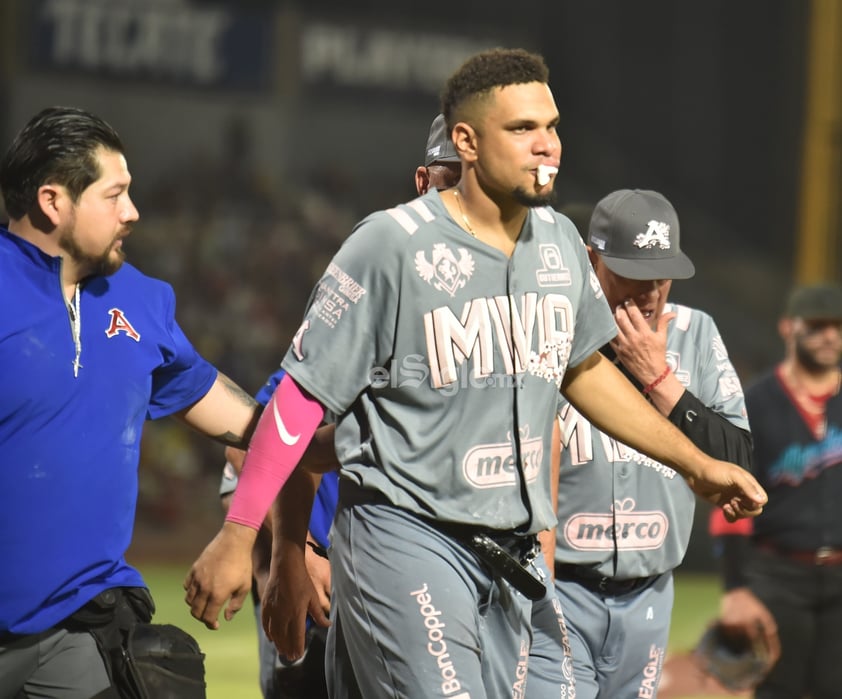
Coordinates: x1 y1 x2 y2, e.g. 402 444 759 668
142 565 725 699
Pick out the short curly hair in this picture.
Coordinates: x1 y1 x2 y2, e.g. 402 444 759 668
441 48 550 130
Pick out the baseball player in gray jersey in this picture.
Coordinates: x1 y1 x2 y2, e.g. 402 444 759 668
185 51 767 699
529 189 753 699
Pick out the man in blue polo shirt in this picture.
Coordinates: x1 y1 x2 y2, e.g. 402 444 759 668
0 106 264 698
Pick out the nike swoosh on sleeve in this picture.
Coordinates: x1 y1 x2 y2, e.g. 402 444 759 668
273 398 301 446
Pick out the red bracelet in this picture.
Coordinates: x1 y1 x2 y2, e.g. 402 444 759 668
642 366 671 395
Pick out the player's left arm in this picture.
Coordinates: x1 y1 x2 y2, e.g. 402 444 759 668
560 351 766 519
176 371 260 449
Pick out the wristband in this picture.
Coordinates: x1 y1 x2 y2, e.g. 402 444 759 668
306 540 329 559
642 366 671 395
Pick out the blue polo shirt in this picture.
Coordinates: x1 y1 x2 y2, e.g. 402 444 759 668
0 227 217 634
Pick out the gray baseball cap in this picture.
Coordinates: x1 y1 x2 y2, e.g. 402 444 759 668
424 114 459 166
588 189 695 281
784 283 842 320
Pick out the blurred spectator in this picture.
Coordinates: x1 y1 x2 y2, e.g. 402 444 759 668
710 282 842 698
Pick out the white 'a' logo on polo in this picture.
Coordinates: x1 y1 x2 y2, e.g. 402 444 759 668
634 220 671 250
104 308 140 341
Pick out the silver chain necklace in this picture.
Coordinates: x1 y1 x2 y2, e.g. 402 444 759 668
68 284 82 377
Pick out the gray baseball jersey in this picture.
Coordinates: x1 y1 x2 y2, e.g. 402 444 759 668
555 303 749 578
539 303 749 699
281 188 617 535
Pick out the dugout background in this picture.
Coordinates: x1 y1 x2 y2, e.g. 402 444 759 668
0 0 838 570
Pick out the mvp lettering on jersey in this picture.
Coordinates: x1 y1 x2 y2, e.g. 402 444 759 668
423 292 573 389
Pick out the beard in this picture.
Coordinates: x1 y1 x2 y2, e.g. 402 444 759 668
59 216 127 277
513 186 558 208
794 334 841 373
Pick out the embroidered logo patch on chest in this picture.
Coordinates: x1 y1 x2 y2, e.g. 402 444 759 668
104 308 140 341
415 243 475 297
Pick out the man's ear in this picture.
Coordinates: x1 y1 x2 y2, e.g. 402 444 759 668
586 245 599 268
452 122 478 163
415 166 430 196
778 317 794 342
35 184 64 227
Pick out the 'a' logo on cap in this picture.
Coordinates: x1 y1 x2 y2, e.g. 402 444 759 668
634 221 671 250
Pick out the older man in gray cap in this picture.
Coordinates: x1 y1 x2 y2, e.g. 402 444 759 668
711 281 842 699
528 189 755 699
414 113 461 195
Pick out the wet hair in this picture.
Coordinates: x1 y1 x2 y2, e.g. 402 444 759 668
0 106 125 220
440 48 550 129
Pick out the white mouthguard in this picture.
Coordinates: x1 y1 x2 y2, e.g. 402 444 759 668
536 165 558 186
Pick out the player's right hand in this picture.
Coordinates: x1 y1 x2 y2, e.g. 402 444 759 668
183 521 256 629
305 541 332 618
262 547 331 661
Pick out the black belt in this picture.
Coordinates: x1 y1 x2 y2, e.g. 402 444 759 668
0 588 153 647
554 563 654 596
756 540 842 566
337 484 547 601
0 627 61 646
0 630 25 644
436 521 547 601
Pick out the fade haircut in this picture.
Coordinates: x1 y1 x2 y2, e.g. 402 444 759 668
440 48 550 130
0 106 125 220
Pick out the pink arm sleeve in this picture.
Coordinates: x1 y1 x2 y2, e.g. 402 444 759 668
225 373 326 530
